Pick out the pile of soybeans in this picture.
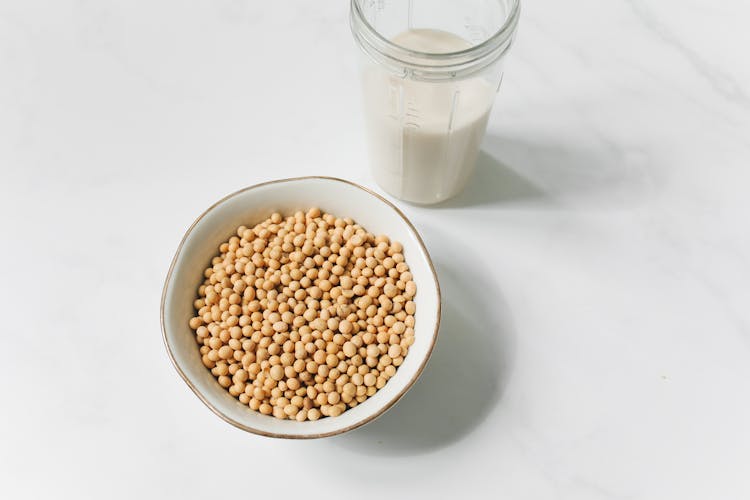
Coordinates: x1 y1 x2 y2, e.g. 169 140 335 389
188 208 416 421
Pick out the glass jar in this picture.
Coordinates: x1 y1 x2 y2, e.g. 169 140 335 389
350 0 521 204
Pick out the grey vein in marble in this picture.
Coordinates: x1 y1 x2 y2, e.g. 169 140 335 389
624 0 750 109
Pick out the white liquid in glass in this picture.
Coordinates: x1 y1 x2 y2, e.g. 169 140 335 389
362 29 495 204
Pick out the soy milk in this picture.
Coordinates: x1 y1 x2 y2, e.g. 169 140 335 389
362 29 495 204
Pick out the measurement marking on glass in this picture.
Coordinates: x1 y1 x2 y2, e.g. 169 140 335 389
463 18 487 44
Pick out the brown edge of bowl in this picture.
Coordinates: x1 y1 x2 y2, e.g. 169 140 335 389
160 176 442 439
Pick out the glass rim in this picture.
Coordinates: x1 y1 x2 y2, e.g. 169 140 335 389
350 0 521 63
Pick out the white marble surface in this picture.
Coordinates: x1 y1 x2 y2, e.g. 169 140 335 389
1 1 749 498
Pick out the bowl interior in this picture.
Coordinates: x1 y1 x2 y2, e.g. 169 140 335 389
162 177 440 438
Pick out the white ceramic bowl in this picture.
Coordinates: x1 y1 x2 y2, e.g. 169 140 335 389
161 177 441 438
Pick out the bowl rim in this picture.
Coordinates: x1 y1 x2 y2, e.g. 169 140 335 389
160 176 441 439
